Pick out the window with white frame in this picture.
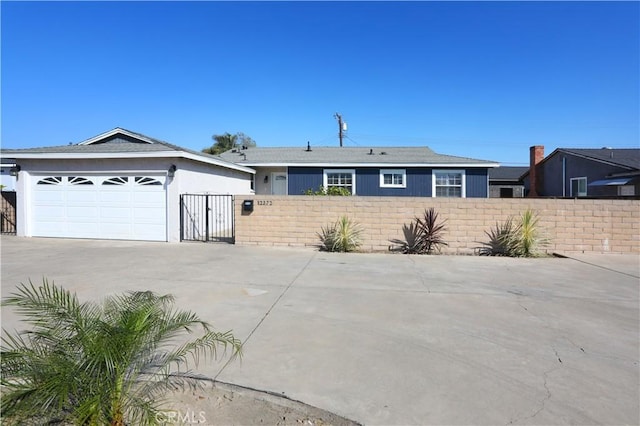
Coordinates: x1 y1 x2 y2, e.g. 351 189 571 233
570 177 587 197
433 170 465 197
380 169 406 188
323 169 355 194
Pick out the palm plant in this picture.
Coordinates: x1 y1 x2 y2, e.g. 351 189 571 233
317 216 362 252
1 280 241 425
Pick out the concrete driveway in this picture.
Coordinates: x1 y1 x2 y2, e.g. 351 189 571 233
1 236 638 425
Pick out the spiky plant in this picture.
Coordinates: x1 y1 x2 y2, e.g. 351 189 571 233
317 216 362 252
389 208 448 254
476 217 518 256
415 208 448 254
1 280 242 425
516 208 549 257
476 209 549 257
389 222 424 254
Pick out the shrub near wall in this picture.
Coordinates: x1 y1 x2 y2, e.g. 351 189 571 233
235 197 640 254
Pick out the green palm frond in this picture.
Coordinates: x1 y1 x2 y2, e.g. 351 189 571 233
1 279 241 425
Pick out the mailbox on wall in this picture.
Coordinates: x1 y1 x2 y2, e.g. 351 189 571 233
242 200 254 212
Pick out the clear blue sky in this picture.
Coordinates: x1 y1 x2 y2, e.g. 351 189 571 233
2 1 638 165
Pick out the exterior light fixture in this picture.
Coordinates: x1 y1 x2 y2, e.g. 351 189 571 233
264 175 269 183
167 164 177 178
9 165 21 177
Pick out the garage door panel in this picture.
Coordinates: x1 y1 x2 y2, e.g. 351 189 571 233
67 191 98 203
33 190 65 203
101 207 132 220
67 224 99 238
31 174 166 241
66 206 99 219
133 224 166 241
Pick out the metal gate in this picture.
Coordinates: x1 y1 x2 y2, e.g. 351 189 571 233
1 191 17 234
180 194 235 243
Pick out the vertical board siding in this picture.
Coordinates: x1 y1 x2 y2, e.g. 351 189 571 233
465 169 488 198
288 167 489 197
355 168 432 196
288 167 323 195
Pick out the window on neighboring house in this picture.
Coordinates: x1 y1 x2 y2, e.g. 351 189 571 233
570 177 587 197
380 169 406 188
324 169 355 194
433 170 465 197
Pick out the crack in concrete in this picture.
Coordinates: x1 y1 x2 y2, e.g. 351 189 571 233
406 256 431 293
507 344 564 425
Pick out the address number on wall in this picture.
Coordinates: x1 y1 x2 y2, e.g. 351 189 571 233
257 200 273 206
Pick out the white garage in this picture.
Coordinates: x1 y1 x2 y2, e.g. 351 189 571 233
2 128 255 242
32 174 167 241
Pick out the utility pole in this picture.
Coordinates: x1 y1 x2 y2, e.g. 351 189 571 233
334 113 344 147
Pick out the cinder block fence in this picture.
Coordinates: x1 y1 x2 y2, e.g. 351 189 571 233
235 197 639 254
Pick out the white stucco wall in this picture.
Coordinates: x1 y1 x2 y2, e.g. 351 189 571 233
14 157 253 243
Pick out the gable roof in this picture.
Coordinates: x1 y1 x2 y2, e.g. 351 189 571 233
557 148 640 170
520 147 640 179
0 128 255 174
488 166 528 181
219 146 498 168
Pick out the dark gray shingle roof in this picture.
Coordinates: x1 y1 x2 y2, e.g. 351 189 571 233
488 167 528 180
219 146 497 166
559 148 640 170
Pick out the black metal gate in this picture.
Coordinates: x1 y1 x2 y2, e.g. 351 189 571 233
180 194 235 243
1 191 17 235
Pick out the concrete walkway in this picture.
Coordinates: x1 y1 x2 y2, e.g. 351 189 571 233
1 236 638 425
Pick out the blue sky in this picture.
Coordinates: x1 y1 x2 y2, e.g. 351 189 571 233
2 1 638 165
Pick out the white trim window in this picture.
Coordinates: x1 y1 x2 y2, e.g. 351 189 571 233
433 170 465 197
323 169 355 194
380 169 406 188
570 177 587 197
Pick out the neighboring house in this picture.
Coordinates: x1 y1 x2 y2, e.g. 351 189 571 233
0 128 255 242
1 158 17 191
488 166 527 198
219 145 498 197
524 146 640 198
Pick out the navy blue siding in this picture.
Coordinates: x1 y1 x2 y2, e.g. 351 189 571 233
356 168 432 196
288 167 489 197
465 169 488 198
288 167 323 195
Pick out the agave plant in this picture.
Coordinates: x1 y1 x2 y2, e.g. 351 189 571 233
317 216 362 252
1 280 242 425
389 208 448 254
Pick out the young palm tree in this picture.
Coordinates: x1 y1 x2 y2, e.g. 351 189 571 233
1 280 241 425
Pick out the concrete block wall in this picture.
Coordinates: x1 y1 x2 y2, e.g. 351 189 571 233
235 197 640 254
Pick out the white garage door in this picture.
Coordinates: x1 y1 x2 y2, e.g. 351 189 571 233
31 175 166 241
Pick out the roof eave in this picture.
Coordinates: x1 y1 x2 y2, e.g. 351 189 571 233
236 162 499 168
7 151 255 174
